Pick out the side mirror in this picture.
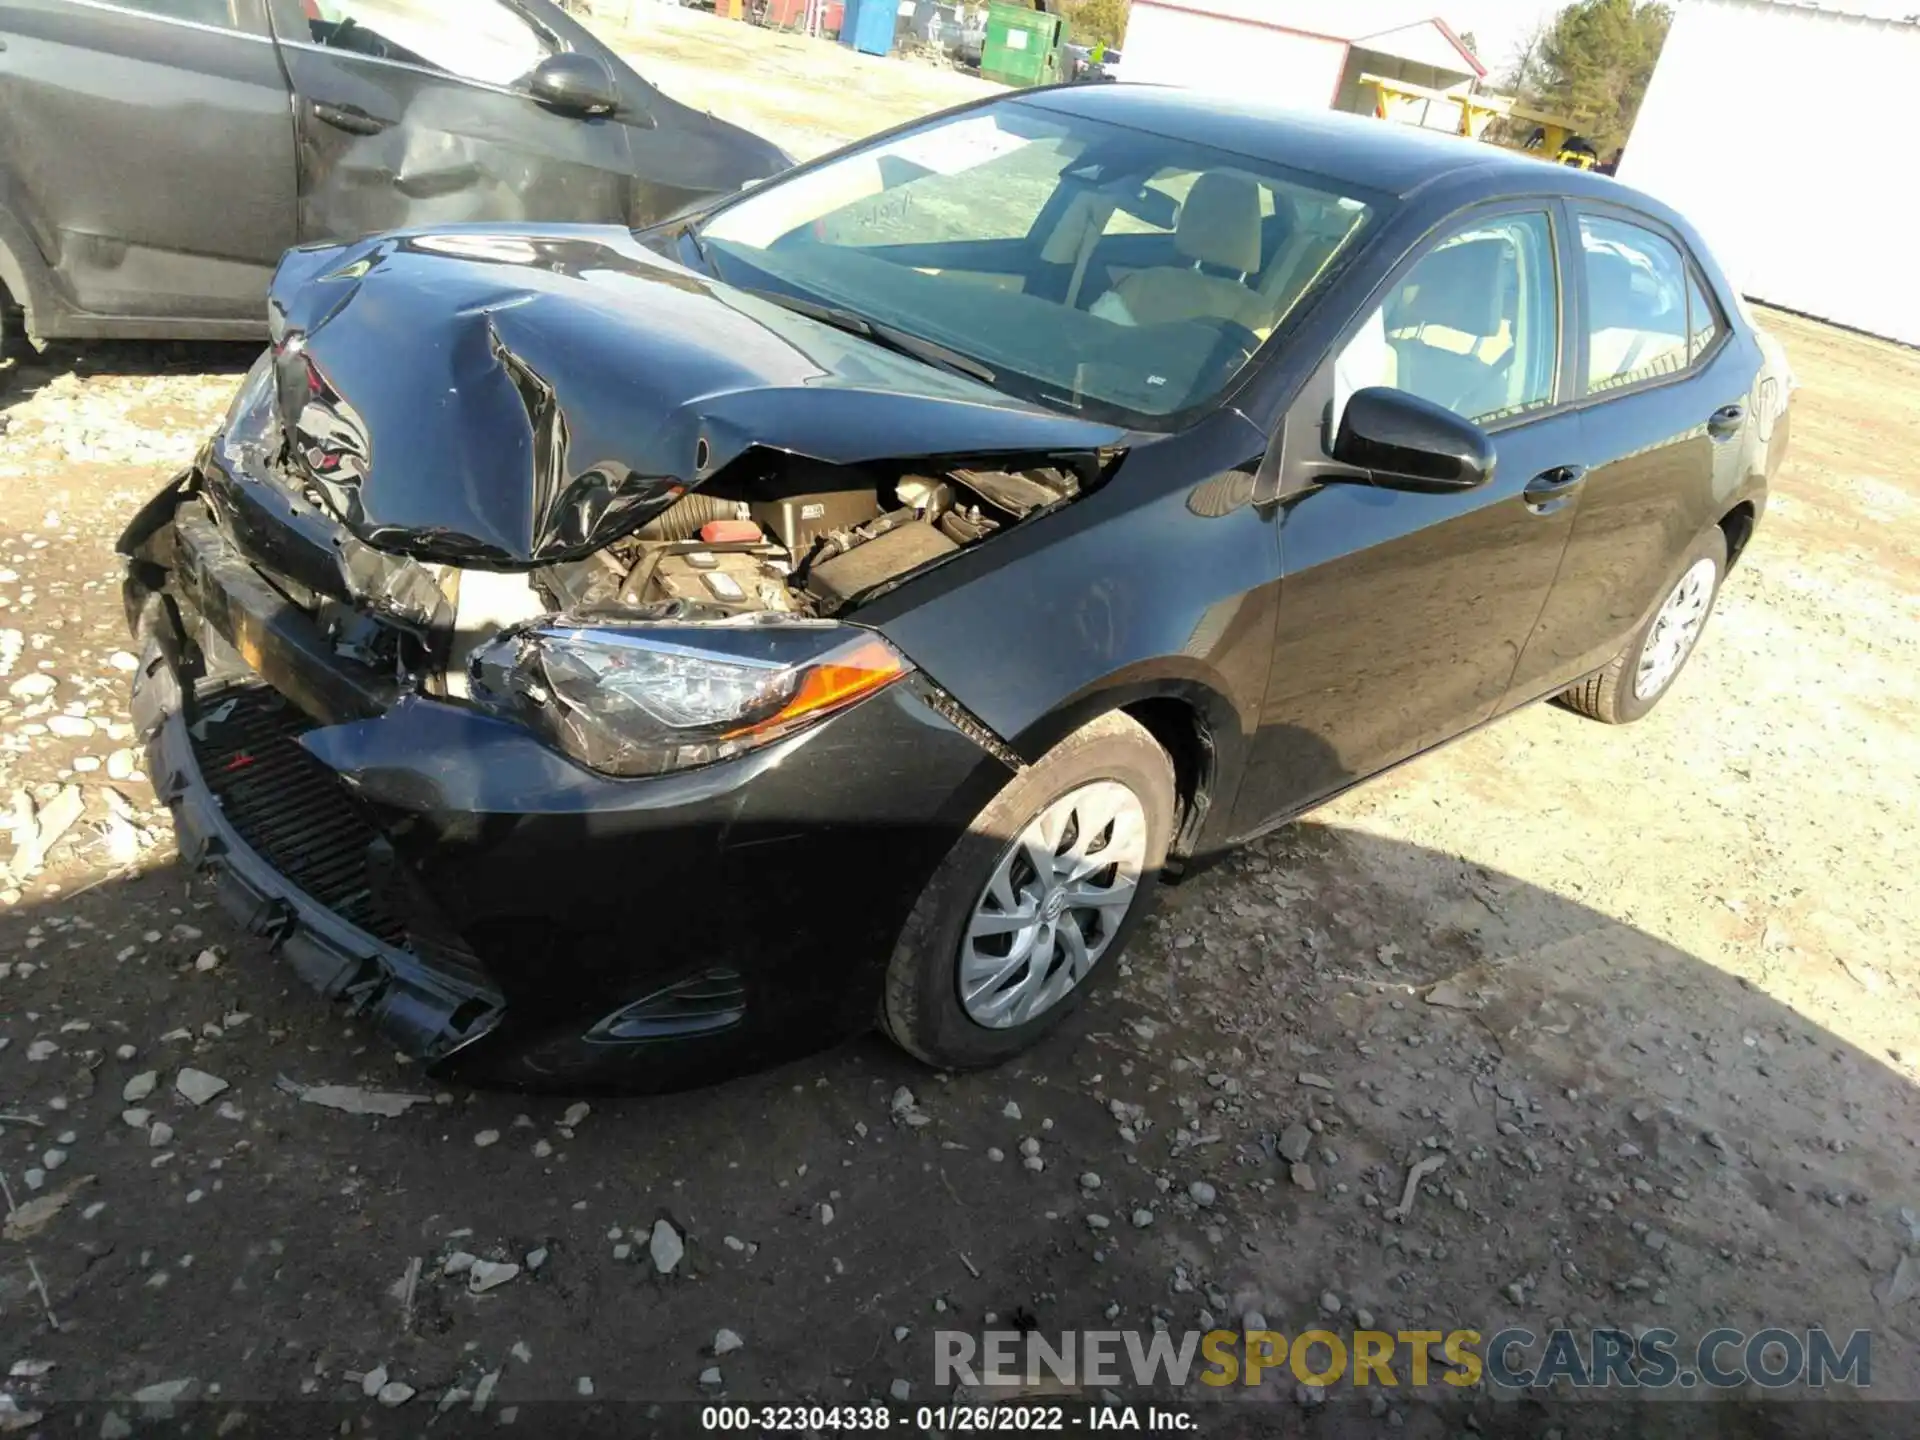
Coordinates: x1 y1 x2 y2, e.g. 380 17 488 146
1331 387 1494 493
528 53 621 118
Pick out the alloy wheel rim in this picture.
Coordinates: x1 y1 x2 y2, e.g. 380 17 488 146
959 780 1148 1029
1635 556 1718 700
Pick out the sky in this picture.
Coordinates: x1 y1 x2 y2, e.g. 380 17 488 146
1445 0 1568 79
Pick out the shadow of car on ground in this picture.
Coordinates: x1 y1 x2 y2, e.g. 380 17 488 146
1 811 1914 1430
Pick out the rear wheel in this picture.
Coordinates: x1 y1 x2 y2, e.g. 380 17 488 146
1559 526 1727 724
881 712 1174 1069
0 285 27 373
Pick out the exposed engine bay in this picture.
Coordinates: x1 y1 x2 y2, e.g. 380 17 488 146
209 445 1103 703
528 457 1086 622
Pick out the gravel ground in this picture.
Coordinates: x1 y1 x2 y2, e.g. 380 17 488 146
2 314 1914 1434
603 4 1003 159
1 19 1918 1430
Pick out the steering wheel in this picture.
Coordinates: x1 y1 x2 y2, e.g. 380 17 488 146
1197 319 1262 389
1450 344 1520 423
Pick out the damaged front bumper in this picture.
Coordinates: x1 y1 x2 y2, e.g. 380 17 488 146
120 473 1017 1090
127 589 505 1066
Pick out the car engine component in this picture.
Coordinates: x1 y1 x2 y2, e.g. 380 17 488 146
700 518 764 544
649 550 796 613
470 455 1098 668
937 506 1000 545
747 465 883 560
894 475 954 515
632 493 750 542
946 467 1074 518
806 521 957 609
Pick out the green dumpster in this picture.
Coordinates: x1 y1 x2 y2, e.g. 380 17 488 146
981 1 1066 88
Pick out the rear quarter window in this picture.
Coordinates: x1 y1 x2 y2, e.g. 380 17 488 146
1686 269 1724 362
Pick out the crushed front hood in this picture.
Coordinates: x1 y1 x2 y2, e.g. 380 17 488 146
264 226 1125 566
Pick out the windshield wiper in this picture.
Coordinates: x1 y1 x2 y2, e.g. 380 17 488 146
741 288 996 385
682 224 715 273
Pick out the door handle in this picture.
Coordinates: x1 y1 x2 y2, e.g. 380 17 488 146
1707 404 1745 441
313 101 392 136
1523 464 1587 513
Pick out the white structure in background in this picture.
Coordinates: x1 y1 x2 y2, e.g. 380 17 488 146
1116 0 1485 125
1620 0 1920 346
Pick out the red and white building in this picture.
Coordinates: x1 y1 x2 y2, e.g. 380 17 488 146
1116 0 1486 124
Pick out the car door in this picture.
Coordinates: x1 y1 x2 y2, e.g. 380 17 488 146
1513 206 1748 693
1234 204 1588 825
262 0 637 242
0 0 296 327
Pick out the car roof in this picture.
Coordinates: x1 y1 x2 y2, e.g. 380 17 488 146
1018 83 1582 200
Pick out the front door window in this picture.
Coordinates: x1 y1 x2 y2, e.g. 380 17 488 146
1333 211 1560 433
302 0 553 87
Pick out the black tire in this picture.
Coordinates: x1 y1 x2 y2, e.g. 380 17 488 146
1559 526 1728 725
881 711 1174 1069
0 285 23 371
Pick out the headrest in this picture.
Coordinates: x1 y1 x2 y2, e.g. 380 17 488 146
1391 237 1510 334
1261 192 1299 251
1176 172 1263 276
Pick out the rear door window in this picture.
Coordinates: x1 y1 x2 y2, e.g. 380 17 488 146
1578 214 1691 393
114 0 246 26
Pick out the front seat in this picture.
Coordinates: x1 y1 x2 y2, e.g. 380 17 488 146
1103 172 1269 332
1384 236 1515 419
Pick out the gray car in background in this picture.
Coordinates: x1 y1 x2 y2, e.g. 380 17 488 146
0 0 789 357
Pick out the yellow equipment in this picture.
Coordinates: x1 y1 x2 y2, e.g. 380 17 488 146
1355 73 1599 168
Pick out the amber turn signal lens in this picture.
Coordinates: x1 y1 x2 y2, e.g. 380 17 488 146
725 636 908 739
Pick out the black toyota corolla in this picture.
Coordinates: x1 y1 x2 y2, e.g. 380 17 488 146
119 85 1792 1091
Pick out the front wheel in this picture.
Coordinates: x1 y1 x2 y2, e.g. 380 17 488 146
881 712 1174 1069
1559 526 1728 724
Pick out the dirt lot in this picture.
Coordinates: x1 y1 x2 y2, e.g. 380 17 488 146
603 4 1001 159
2 13 1919 1435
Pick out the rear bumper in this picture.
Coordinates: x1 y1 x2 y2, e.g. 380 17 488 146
123 477 1015 1090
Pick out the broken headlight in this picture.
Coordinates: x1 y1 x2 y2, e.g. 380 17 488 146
469 618 913 777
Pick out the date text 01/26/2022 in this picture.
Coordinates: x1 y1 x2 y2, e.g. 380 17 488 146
700 1405 1195 1431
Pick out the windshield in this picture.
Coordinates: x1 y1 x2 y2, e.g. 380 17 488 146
696 100 1381 425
